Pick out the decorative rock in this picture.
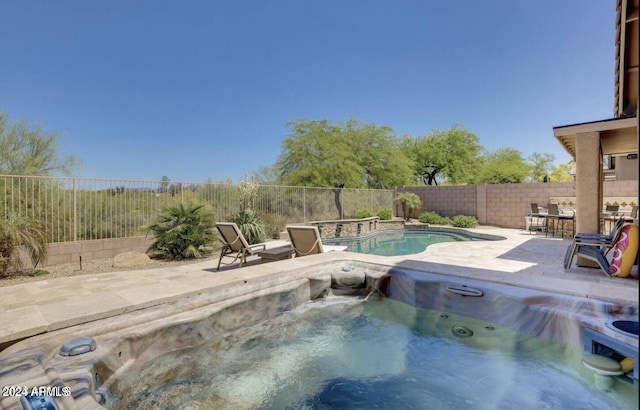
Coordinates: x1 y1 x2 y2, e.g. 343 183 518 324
113 251 151 268
341 265 352 272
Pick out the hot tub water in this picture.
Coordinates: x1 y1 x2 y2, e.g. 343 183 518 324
107 297 636 409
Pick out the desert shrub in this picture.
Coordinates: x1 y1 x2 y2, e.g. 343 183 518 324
377 207 393 220
356 208 374 219
418 211 452 225
394 193 422 221
452 215 478 228
0 214 48 275
145 202 217 260
230 210 266 244
257 211 285 240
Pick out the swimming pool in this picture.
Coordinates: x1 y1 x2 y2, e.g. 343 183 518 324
325 228 503 256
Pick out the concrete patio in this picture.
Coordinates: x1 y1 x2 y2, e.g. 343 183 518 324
0 226 637 350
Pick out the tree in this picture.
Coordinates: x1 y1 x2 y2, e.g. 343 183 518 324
275 119 363 188
477 147 529 184
158 176 171 194
274 119 414 219
274 119 414 189
550 161 575 182
527 152 555 182
0 112 80 175
402 125 483 185
343 119 414 189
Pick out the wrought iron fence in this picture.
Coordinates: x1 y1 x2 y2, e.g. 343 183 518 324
0 175 394 243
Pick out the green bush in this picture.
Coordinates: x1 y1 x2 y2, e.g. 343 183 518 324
452 215 478 228
356 208 374 219
377 207 393 220
145 202 216 260
230 210 266 244
418 211 452 225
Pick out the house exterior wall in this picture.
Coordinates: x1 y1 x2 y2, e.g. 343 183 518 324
615 155 639 180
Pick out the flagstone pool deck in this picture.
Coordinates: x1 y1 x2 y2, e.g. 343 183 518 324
1 226 637 349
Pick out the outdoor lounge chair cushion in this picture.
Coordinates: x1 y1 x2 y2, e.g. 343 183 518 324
286 225 324 256
286 225 346 257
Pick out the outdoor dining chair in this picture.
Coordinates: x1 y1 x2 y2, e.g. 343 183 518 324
545 204 575 238
528 203 546 234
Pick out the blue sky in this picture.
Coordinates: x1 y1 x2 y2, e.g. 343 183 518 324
1 1 615 183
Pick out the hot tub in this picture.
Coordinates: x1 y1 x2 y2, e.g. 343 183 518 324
0 262 637 409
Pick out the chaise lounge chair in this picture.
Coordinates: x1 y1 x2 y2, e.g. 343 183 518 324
563 217 626 270
572 223 638 277
215 222 266 270
286 225 347 257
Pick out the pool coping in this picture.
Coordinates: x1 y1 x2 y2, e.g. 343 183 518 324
323 226 507 244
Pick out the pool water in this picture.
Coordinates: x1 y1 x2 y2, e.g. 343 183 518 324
325 230 466 256
108 297 636 409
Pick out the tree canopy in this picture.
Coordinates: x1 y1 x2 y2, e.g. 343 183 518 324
527 152 555 182
477 147 530 184
549 161 575 182
268 118 568 188
402 125 483 185
274 119 413 188
0 113 80 175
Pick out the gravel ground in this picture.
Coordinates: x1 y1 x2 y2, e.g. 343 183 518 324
0 255 220 288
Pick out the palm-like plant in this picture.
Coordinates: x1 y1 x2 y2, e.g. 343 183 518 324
230 210 266 244
395 192 423 221
0 214 48 275
145 203 217 260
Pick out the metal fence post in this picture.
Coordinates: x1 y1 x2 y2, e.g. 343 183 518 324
73 177 77 242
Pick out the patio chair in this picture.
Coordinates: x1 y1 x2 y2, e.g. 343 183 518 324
286 225 347 257
623 205 638 221
563 217 626 270
601 205 621 234
528 203 546 234
545 203 575 237
215 222 266 270
545 204 560 237
572 223 638 277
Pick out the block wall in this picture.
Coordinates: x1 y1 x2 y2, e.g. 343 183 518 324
36 236 155 268
395 181 638 229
